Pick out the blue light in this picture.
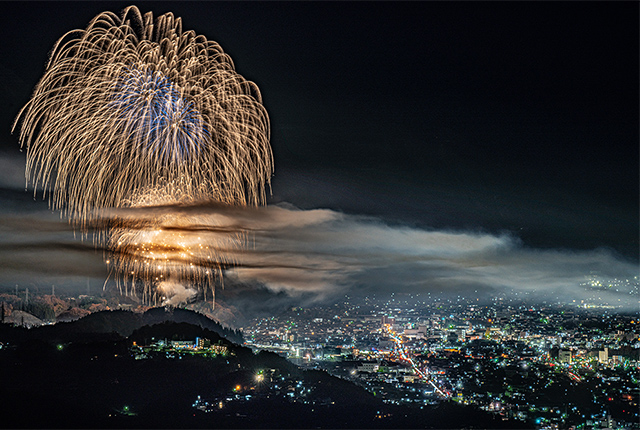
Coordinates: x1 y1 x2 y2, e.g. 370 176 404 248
108 67 208 161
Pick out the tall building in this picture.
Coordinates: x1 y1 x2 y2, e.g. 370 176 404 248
196 337 211 349
381 315 395 328
598 347 609 364
558 349 572 364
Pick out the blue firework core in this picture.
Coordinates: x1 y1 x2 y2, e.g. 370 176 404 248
110 67 207 161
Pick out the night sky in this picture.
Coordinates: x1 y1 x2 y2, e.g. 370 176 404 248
0 2 637 307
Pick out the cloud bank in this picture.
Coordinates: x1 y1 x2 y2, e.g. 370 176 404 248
222 204 638 307
0 197 637 309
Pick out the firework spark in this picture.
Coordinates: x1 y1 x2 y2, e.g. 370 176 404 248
105 180 246 304
13 6 273 304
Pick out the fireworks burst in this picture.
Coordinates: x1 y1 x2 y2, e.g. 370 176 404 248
13 6 273 304
105 179 246 305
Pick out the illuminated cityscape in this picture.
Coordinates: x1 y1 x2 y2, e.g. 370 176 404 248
1 284 637 428
242 291 639 429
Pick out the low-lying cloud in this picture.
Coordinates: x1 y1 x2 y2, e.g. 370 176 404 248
0 199 637 309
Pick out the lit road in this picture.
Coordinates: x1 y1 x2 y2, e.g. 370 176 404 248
383 324 450 398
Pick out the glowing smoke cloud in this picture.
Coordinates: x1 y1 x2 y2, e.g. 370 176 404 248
12 6 273 304
106 180 244 304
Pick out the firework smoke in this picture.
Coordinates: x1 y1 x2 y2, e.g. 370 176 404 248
12 6 273 304
105 180 245 304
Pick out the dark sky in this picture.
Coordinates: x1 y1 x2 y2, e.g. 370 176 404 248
0 2 637 302
2 1 636 259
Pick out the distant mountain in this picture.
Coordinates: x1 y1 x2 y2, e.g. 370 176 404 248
56 307 91 322
0 307 243 345
140 307 243 343
2 310 43 328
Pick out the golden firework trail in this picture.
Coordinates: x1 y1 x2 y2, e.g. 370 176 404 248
12 6 273 305
105 179 246 305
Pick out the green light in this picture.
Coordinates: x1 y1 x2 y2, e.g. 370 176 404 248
57 344 64 351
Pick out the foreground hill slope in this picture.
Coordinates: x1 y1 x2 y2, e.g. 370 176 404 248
0 308 529 429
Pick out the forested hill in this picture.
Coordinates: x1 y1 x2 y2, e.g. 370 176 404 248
0 307 243 345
